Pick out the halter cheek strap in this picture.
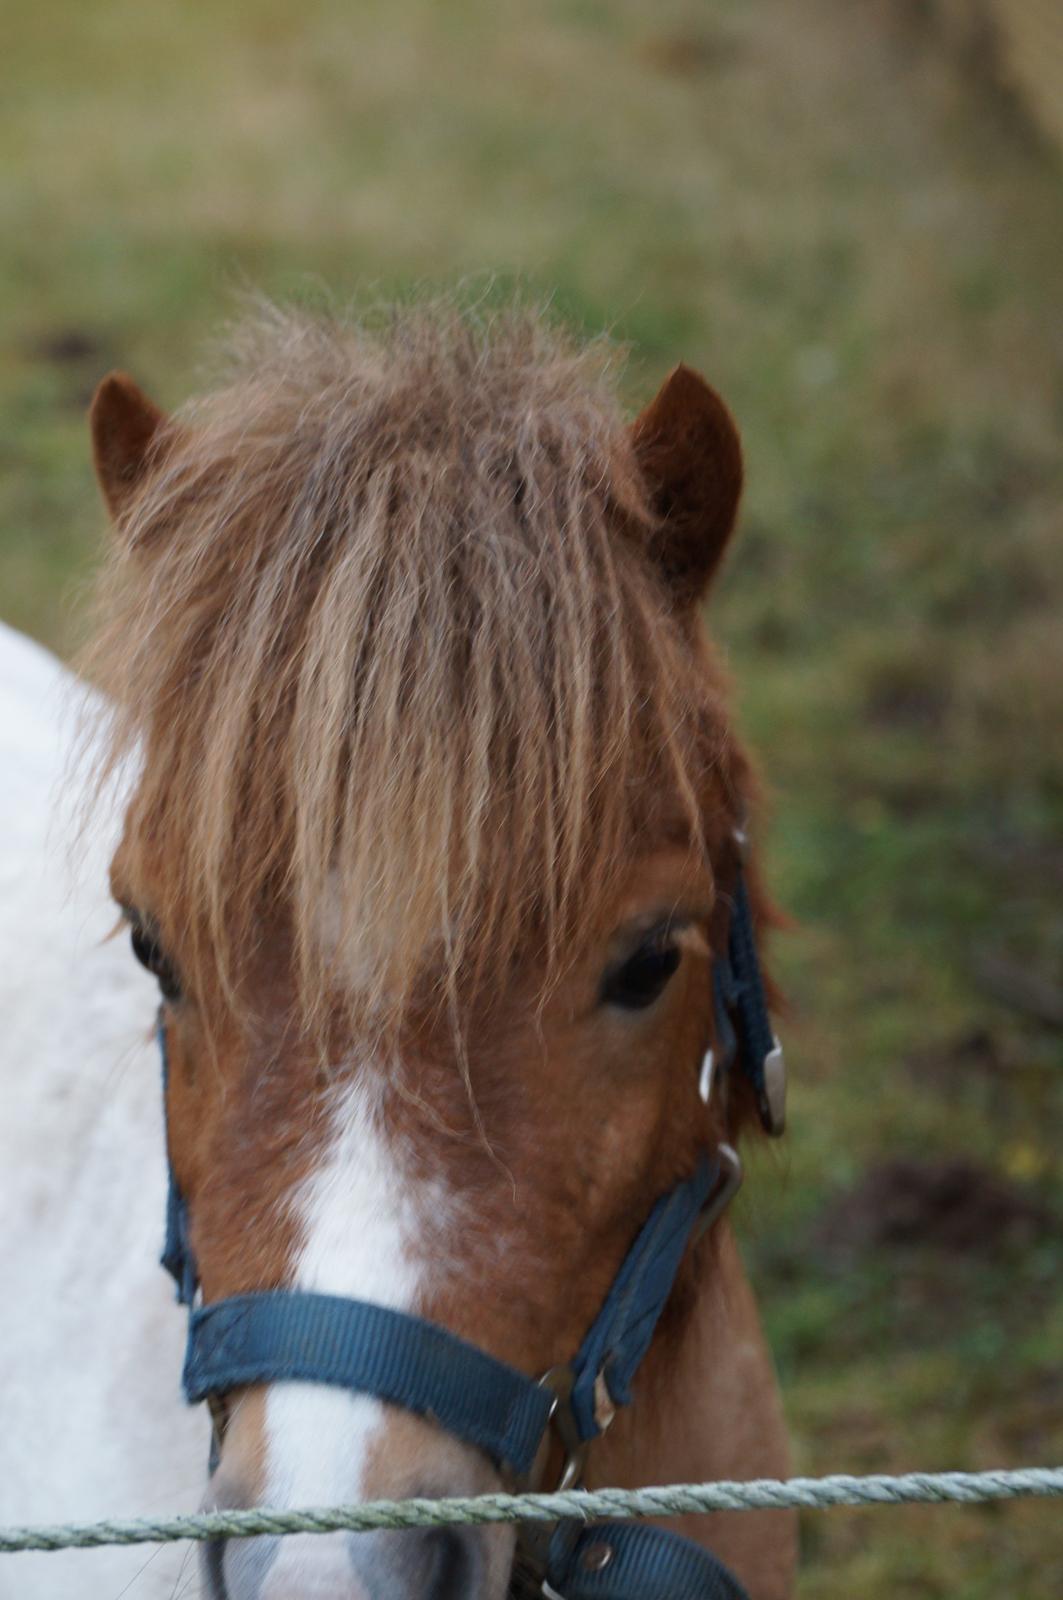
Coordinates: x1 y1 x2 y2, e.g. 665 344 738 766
159 858 781 1600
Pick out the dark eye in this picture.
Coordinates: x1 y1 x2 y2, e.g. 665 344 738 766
601 939 681 1011
130 925 182 1003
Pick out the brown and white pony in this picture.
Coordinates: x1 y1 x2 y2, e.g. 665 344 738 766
0 305 795 1600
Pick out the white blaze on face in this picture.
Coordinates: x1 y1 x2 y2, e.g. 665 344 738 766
263 1075 427 1509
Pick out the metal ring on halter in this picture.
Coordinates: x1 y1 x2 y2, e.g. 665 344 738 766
517 1366 600 1588
537 1364 597 1493
695 1142 743 1241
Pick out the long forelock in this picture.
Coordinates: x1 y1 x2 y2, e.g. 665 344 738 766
84 301 730 1039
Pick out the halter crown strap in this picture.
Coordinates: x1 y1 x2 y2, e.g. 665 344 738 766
715 860 786 1135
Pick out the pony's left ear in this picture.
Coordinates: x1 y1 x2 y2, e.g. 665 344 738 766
89 371 170 524
630 364 743 607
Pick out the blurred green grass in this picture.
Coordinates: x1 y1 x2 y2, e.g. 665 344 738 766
3 0 1062 1592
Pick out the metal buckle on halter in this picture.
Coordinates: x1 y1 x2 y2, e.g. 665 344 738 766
758 1037 787 1137
695 1141 743 1240
516 1365 603 1596
536 1363 600 1493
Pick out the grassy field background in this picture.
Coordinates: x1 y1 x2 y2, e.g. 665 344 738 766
3 1 1062 1592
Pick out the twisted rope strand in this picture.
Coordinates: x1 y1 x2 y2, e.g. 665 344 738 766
2 1468 1062 1554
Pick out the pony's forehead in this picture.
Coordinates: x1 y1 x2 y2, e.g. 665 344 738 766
91 303 742 1035
311 845 719 966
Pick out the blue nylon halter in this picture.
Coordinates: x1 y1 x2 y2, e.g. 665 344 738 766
159 858 781 1599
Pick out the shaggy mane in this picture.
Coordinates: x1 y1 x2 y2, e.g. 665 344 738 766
85 302 733 1038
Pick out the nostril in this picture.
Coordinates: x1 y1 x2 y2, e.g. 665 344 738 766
351 1523 484 1599
210 1523 485 1599
424 1528 474 1596
223 1532 281 1598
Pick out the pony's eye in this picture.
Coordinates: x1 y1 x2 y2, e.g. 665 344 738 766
601 939 682 1011
130 925 182 1003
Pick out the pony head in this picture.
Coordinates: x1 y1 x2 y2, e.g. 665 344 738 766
87 305 773 1600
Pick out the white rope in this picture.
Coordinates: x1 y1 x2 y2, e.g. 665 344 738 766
2 1467 1061 1554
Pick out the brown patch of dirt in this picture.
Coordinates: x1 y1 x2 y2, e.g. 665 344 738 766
814 1157 1052 1262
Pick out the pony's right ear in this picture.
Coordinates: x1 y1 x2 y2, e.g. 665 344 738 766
630 364 743 609
89 372 169 524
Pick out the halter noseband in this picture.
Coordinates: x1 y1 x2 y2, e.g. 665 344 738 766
159 849 784 1600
